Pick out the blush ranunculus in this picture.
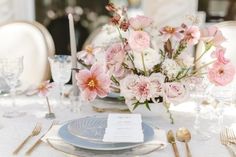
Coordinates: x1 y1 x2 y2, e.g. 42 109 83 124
164 82 187 103
129 15 153 30
76 64 111 101
208 62 235 86
128 31 150 51
184 26 200 45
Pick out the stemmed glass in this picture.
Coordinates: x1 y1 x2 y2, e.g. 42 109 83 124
48 55 72 107
0 57 25 118
189 76 212 140
210 85 233 134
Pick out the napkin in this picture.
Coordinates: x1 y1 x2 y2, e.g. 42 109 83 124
103 114 144 143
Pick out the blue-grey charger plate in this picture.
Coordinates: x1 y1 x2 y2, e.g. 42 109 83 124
58 116 154 151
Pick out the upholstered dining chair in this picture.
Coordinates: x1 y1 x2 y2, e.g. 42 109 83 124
0 21 55 90
195 21 236 69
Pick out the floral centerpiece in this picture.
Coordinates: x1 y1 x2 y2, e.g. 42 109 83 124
75 3 235 123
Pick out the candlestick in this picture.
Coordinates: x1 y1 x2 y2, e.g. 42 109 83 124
68 13 79 96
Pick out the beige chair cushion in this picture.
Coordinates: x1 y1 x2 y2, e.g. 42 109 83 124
0 21 55 90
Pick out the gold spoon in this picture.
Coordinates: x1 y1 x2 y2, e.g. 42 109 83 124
167 130 180 157
176 128 192 157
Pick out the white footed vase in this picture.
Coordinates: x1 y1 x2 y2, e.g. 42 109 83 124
126 102 174 123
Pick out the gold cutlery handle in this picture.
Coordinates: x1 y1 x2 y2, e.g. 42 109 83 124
13 135 32 155
172 143 180 157
185 142 192 157
25 139 42 155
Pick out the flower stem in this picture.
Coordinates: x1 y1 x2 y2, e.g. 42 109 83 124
141 52 148 76
46 96 52 114
163 101 174 124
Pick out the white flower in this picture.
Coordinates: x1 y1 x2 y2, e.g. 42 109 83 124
161 58 181 80
120 74 139 100
133 48 161 71
176 52 194 67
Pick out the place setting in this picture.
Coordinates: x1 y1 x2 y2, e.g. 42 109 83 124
42 113 168 157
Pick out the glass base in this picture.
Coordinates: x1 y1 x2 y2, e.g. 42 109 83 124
3 111 26 118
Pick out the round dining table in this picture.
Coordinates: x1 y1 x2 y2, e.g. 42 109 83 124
0 87 235 157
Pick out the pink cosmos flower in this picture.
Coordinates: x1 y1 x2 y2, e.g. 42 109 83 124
200 26 226 47
159 26 184 42
105 43 126 78
36 80 53 97
77 45 101 65
211 47 230 64
76 64 111 101
129 15 153 30
208 62 235 86
183 26 200 45
164 82 187 103
128 31 150 51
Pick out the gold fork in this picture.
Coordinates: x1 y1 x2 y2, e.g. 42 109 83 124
220 128 236 157
226 128 236 144
13 123 42 155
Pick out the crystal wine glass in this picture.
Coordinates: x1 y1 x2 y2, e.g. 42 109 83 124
210 85 233 134
0 57 25 118
189 76 212 140
48 55 72 107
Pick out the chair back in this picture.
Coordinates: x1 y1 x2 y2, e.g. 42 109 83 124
0 21 55 90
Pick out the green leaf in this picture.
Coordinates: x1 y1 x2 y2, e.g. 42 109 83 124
132 102 140 110
145 101 151 111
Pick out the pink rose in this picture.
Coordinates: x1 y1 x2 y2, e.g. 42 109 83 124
128 31 150 51
164 82 187 103
129 15 153 30
208 62 235 86
184 26 200 45
211 47 230 64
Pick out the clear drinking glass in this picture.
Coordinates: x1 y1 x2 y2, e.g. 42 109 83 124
0 57 25 118
48 55 72 107
210 85 233 134
189 76 212 140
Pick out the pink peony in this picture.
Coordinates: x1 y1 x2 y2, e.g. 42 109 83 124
133 76 153 103
77 45 101 65
129 15 153 30
200 26 226 47
211 47 230 64
76 64 111 101
128 31 150 51
159 26 184 42
183 26 200 45
208 62 235 86
105 43 126 78
164 82 187 103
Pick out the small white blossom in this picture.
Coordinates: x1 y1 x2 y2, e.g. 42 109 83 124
161 58 181 80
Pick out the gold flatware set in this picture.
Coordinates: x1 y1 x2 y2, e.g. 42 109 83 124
13 121 55 155
220 127 236 157
167 128 192 157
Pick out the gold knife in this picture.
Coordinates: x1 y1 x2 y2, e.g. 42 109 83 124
167 130 180 157
25 121 56 155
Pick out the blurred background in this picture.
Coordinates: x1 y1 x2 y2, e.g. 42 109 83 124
0 0 236 54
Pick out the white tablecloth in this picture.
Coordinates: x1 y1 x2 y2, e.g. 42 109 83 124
0 90 236 157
